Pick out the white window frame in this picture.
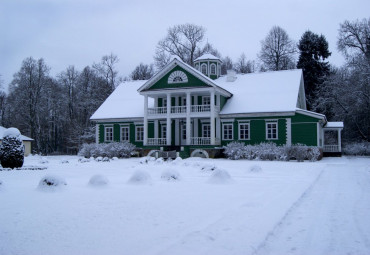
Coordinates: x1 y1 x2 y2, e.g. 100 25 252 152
161 124 167 139
104 126 113 142
201 63 207 75
210 64 216 75
222 123 233 140
266 121 278 140
120 126 129 142
202 96 210 105
135 126 144 141
202 123 211 138
238 123 250 140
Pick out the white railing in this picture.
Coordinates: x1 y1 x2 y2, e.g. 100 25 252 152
147 138 167 145
191 137 211 145
323 145 341 152
148 107 167 115
171 106 186 114
191 105 210 113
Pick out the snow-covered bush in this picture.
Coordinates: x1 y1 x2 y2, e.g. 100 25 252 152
0 128 24 169
78 142 136 159
128 170 151 184
200 164 216 171
208 169 232 184
38 175 67 190
161 169 181 181
223 142 246 160
343 142 370 156
88 174 109 187
255 143 280 161
306 146 321 162
78 158 90 163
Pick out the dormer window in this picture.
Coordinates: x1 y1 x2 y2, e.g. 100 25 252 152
201 64 207 75
168 71 188 84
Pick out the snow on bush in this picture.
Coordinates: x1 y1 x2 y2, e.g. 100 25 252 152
250 165 262 172
343 142 370 156
208 169 232 184
223 142 321 162
38 175 67 191
88 174 109 187
128 170 151 184
0 127 24 169
78 158 90 163
161 169 181 181
78 142 136 159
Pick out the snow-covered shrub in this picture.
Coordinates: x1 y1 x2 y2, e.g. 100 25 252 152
343 142 370 156
250 165 262 172
0 128 24 169
95 156 103 162
200 164 216 171
306 146 321 162
112 157 118 161
102 157 110 162
128 170 151 184
88 174 109 187
223 142 246 160
155 157 164 164
208 169 232 184
161 169 181 181
78 158 90 163
255 143 280 161
78 142 136 159
38 175 67 190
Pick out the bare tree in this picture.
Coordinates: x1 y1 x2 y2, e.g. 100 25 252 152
221 56 234 75
338 18 370 63
258 26 297 71
58 66 79 121
235 53 255 74
130 63 155 80
93 53 122 93
154 24 206 68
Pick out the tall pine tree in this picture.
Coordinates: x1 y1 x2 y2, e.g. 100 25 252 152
297 31 331 110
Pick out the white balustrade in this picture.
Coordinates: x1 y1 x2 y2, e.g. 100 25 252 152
148 105 219 115
191 137 211 145
147 138 167 145
171 106 186 114
147 107 167 115
323 145 340 152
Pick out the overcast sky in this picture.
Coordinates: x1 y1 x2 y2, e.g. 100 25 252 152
1 0 369 91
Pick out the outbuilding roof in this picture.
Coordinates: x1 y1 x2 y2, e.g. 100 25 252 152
0 126 33 141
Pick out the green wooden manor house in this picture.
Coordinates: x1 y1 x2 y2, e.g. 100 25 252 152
91 54 343 158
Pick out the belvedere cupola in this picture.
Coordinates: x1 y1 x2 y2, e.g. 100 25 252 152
194 53 222 80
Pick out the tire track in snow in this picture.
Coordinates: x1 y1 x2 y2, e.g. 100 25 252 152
252 167 325 255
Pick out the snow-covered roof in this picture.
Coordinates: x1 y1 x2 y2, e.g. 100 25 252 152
90 80 149 120
325 122 344 128
0 126 33 141
216 69 303 115
194 53 221 62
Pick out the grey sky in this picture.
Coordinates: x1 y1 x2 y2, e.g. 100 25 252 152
1 0 369 91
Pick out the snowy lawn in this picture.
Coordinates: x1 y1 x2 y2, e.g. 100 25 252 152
1 155 370 255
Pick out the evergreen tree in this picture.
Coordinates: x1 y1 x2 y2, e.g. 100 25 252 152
297 31 331 110
0 128 24 169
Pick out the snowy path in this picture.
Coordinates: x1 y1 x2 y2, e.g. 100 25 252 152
256 160 370 255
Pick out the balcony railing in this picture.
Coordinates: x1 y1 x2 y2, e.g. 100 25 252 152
148 105 220 116
147 138 167 145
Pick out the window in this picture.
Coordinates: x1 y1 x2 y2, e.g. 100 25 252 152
239 123 250 140
181 123 186 140
162 98 167 107
266 122 278 140
168 70 188 84
135 126 144 141
105 126 113 142
181 97 186 106
222 123 233 140
120 126 129 141
202 96 210 105
161 125 166 139
210 64 216 75
202 124 210 138
201 64 207 75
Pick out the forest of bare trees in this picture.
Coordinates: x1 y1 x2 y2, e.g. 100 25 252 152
0 18 368 154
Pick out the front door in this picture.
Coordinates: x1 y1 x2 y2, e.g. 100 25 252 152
180 123 187 145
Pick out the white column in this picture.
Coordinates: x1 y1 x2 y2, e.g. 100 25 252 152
154 120 158 139
216 94 221 141
338 129 342 152
175 119 179 145
210 90 215 145
143 95 148 146
166 93 171 146
186 92 191 145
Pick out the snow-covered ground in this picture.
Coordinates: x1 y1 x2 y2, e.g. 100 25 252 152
0 155 369 255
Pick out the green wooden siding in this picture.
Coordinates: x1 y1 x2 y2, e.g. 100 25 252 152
147 66 211 90
220 96 228 110
292 123 317 146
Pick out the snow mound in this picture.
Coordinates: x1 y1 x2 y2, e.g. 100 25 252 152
208 169 232 184
139 156 155 164
155 157 164 164
38 175 67 191
88 174 109 187
201 164 216 171
250 165 262 172
60 159 69 164
128 170 151 184
3 127 21 138
112 157 118 161
39 157 49 164
161 169 181 181
78 158 90 163
102 157 110 162
95 157 103 162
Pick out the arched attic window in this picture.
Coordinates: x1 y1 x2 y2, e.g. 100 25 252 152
201 64 207 75
168 71 188 84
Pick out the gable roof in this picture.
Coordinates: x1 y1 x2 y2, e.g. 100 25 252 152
137 58 232 97
0 126 33 141
90 80 149 120
216 69 304 115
